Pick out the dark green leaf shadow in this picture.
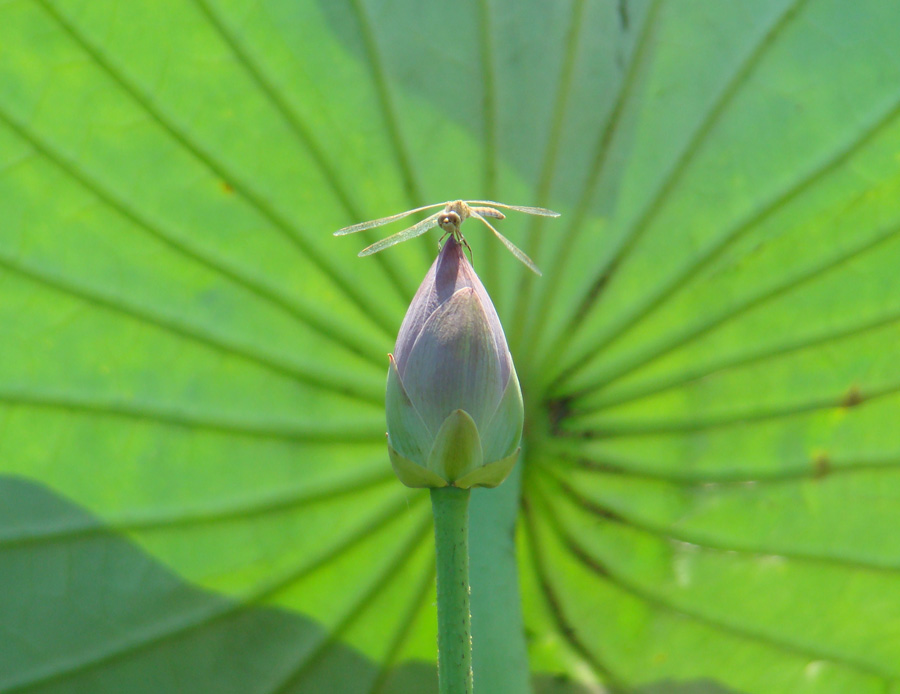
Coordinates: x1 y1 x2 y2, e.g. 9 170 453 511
0 475 436 694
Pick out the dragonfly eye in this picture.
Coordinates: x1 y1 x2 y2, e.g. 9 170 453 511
438 211 462 234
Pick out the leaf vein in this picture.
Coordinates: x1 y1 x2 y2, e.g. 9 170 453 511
188 0 417 302
0 101 387 369
0 254 384 404
544 0 813 389
533 483 896 681
345 0 431 265
266 514 432 694
582 305 900 411
35 0 397 335
522 0 662 369
566 378 900 437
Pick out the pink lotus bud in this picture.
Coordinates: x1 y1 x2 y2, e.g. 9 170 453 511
386 236 523 488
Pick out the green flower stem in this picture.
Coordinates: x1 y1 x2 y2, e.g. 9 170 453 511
431 486 473 694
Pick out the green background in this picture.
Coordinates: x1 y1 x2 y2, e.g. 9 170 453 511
2 0 900 692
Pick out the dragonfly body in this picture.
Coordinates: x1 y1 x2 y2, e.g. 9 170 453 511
334 199 560 276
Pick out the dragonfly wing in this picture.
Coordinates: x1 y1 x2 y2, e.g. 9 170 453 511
467 200 561 218
334 202 446 236
471 211 542 276
358 213 442 256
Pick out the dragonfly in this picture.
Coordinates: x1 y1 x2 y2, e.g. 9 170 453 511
334 200 560 276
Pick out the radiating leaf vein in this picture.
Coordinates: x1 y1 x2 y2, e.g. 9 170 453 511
35 0 397 335
187 0 417 302
0 101 387 369
0 253 384 403
533 484 896 680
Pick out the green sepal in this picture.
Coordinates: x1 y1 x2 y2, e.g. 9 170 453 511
480 364 524 463
427 409 483 483
388 441 448 488
453 448 520 489
385 354 433 465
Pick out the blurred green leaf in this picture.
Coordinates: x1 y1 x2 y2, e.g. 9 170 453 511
3 0 900 692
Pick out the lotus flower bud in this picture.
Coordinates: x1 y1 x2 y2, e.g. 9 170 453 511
386 236 524 488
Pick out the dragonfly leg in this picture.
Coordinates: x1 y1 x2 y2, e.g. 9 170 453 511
458 232 474 266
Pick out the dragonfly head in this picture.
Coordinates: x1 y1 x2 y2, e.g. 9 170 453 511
438 210 462 236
